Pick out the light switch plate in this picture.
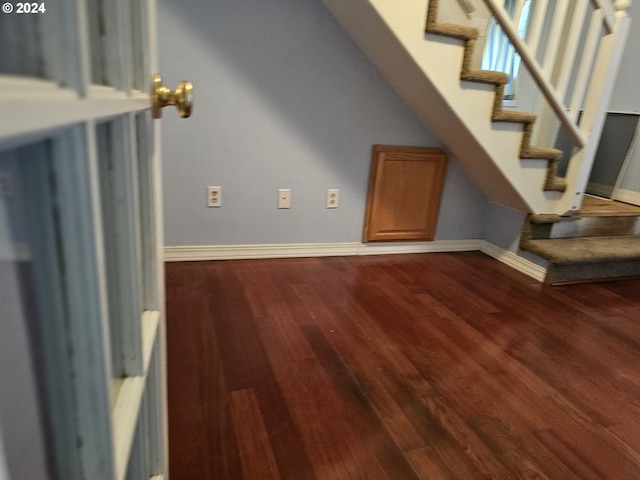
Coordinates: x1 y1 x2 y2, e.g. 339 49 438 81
278 189 291 209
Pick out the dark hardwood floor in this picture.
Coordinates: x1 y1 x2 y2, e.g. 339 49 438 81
165 252 640 480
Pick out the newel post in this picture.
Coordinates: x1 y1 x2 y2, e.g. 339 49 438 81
615 0 632 15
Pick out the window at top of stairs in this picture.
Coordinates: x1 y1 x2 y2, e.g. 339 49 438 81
481 0 532 101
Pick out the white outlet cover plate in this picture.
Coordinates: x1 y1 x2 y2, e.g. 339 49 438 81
207 186 221 207
278 189 291 209
326 189 339 208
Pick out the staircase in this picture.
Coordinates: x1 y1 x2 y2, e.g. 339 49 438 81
425 0 567 195
323 0 637 283
322 0 631 215
521 196 640 284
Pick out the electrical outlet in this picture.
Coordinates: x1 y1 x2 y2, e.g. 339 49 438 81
206 186 221 207
278 189 291 209
326 189 339 208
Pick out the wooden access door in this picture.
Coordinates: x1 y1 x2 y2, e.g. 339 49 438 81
363 146 448 242
0 1 178 479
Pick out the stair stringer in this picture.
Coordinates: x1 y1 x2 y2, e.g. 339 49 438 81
323 0 576 215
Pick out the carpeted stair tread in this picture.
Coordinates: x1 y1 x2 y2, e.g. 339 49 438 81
527 215 640 239
426 22 478 41
523 235 640 264
531 210 640 223
530 212 580 223
531 199 640 223
544 177 567 192
521 210 640 283
426 0 565 199
521 146 563 160
530 213 578 223
493 110 536 123
579 196 640 215
462 70 509 85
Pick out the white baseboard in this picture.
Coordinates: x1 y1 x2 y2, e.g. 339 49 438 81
587 184 640 206
479 241 547 282
164 239 546 282
361 239 483 255
164 239 482 262
614 188 640 206
165 242 361 261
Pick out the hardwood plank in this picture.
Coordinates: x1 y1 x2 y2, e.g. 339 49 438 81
411 293 640 473
581 195 640 215
420 394 515 480
355 299 582 479
293 286 439 466
471 418 556 480
404 448 458 479
299 322 422 479
534 428 620 480
165 294 242 480
294 279 522 480
249 314 392 478
205 261 317 480
419 254 640 425
166 253 640 479
230 389 281 480
297 257 571 478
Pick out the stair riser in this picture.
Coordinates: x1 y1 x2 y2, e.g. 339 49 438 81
530 216 640 240
547 260 640 285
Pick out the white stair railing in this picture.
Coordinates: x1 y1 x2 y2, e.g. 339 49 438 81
481 0 632 212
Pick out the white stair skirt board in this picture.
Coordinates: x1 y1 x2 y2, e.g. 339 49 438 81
164 240 547 282
480 242 548 282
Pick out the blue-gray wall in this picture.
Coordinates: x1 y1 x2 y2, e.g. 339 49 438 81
481 202 547 265
158 0 640 256
0 437 8 480
607 2 640 195
610 2 640 114
158 0 487 246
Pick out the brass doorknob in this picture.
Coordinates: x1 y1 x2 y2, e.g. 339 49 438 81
152 74 194 119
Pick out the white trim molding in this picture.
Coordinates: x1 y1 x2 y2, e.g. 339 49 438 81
164 239 547 282
614 188 640 206
164 240 483 262
165 242 360 261
587 183 640 206
479 241 547 282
